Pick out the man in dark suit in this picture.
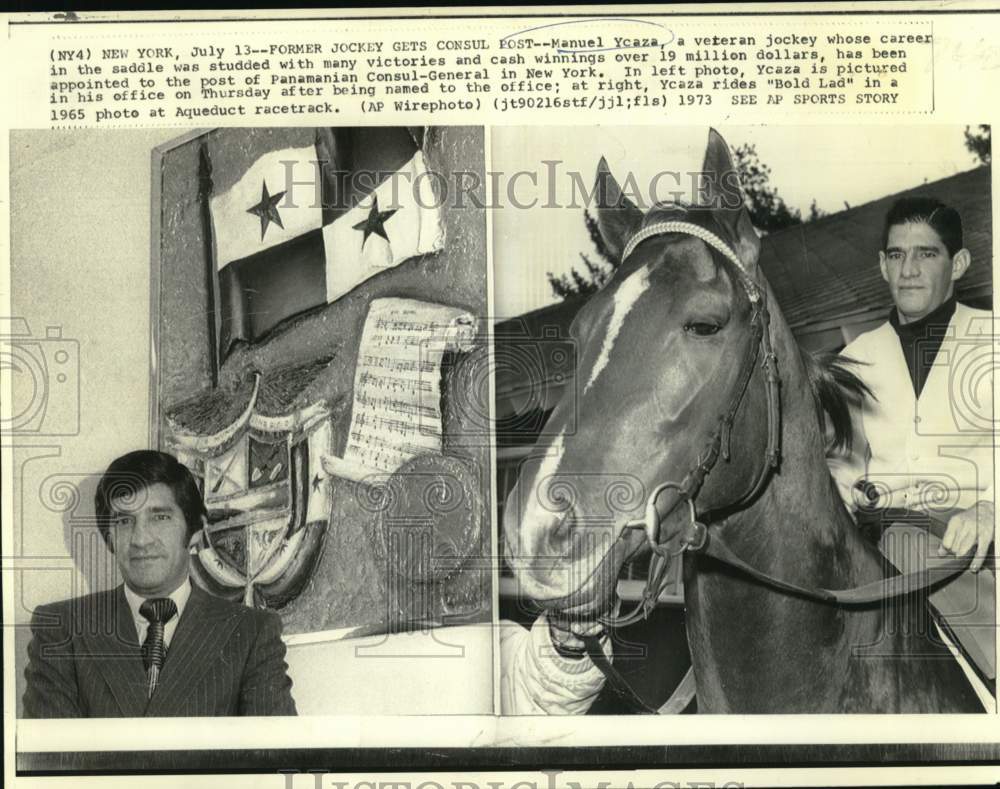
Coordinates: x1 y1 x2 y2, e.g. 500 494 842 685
23 450 297 717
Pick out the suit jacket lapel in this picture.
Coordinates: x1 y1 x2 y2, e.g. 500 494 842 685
78 586 149 717
145 584 240 716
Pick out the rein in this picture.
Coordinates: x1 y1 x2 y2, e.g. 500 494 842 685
574 217 973 715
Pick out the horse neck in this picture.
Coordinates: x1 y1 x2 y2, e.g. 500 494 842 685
722 306 881 588
683 286 980 713
728 394 880 590
684 318 888 711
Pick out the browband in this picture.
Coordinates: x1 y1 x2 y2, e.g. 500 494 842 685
622 220 760 303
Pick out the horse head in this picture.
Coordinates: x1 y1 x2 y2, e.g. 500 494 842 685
504 129 781 619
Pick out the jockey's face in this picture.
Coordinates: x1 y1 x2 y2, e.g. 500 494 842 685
879 220 970 324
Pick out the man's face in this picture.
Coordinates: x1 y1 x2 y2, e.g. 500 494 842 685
109 482 191 597
880 221 965 324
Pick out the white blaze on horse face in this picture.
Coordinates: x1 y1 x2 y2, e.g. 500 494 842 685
584 264 651 394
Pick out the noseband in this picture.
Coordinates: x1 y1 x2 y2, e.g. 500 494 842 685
602 218 782 628
569 216 974 714
596 218 971 629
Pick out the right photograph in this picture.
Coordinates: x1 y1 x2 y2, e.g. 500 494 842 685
492 125 995 715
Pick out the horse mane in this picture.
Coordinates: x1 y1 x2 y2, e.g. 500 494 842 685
800 351 873 453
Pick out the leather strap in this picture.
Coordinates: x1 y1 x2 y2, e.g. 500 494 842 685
698 531 973 605
582 531 973 717
583 218 969 715
657 667 697 714
580 634 659 714
580 635 697 715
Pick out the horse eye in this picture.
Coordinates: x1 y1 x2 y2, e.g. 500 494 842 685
684 321 721 336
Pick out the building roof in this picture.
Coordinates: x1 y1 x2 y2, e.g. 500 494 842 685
492 298 586 449
758 166 993 346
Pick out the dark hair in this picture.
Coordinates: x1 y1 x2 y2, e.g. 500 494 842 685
801 350 873 454
881 196 963 257
94 450 205 550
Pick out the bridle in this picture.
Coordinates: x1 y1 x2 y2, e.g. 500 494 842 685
568 216 975 714
601 217 782 629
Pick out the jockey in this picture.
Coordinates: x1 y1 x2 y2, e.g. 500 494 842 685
829 195 995 705
502 194 994 715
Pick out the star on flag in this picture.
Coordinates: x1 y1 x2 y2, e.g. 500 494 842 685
208 131 444 357
246 181 287 241
352 197 398 248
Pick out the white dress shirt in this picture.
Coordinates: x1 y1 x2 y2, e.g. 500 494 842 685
123 577 192 649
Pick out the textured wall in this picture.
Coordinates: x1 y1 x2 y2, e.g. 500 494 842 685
155 127 491 636
10 129 195 714
11 128 493 716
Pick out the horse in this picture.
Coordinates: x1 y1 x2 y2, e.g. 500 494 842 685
503 129 983 713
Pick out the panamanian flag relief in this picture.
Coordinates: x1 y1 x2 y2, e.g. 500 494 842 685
208 127 444 356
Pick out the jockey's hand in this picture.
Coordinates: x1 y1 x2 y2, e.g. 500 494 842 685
547 616 605 653
940 500 995 572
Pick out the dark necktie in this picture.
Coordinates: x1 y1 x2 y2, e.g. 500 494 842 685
139 597 177 699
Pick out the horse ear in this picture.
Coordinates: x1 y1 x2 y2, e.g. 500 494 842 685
700 128 761 270
593 157 643 263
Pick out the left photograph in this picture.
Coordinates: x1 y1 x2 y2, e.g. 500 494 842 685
10 125 494 719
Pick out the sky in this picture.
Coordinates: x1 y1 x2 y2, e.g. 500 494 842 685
490 124 980 318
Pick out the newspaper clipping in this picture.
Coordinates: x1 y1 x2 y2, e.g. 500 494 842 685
2 3 1000 788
